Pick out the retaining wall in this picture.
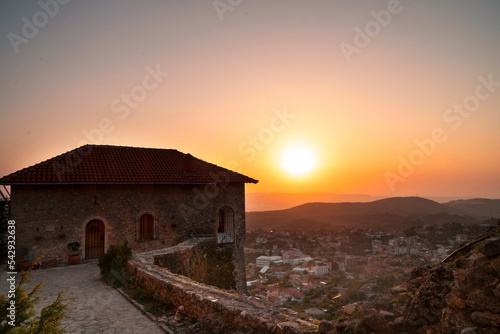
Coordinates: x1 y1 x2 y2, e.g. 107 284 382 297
127 246 312 333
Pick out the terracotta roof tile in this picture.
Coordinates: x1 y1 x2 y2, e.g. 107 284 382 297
0 145 258 185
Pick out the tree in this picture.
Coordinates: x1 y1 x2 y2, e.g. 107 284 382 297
346 287 366 303
346 279 367 303
98 241 132 287
281 273 293 288
0 271 68 333
372 274 397 293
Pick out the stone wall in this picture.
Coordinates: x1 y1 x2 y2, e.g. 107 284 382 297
154 238 236 290
127 249 313 333
9 182 247 291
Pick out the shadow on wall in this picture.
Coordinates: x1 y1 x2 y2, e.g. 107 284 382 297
154 238 236 290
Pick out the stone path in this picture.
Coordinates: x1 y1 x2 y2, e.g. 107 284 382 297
2 261 164 334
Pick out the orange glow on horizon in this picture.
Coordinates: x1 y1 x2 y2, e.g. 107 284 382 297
0 1 499 200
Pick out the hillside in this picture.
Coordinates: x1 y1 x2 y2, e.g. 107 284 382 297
336 227 500 333
245 192 381 211
443 198 500 218
246 197 479 231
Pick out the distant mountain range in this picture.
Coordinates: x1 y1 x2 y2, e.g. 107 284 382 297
245 192 383 212
246 197 500 231
444 198 500 218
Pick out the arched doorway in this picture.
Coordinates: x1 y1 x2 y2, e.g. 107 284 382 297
85 219 105 259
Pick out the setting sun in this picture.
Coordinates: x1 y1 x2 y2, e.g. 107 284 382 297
280 143 318 176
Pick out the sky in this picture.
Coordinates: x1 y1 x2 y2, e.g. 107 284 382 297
1 0 499 200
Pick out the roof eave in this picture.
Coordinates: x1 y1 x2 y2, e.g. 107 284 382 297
0 180 258 186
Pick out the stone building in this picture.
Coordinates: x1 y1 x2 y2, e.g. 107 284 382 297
0 144 257 291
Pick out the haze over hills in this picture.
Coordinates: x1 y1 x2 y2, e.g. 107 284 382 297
246 197 500 232
244 192 478 212
245 193 383 212
443 198 500 218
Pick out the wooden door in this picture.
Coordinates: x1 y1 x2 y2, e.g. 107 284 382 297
85 220 105 259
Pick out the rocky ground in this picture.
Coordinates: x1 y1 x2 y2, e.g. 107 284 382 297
164 227 500 334
323 227 500 334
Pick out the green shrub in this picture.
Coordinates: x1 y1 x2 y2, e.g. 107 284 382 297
98 241 132 287
0 271 68 333
445 327 457 334
130 286 153 304
390 292 409 305
475 242 484 254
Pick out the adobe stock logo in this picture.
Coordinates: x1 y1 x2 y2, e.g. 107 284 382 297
236 108 297 163
178 107 296 220
7 0 72 55
178 171 231 220
79 64 169 145
385 74 500 192
213 0 243 22
339 0 412 64
52 64 168 181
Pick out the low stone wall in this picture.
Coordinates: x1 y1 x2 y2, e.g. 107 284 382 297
127 246 313 333
153 237 236 291
152 239 197 275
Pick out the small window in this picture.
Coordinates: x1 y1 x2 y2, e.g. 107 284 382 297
139 214 155 240
217 206 234 244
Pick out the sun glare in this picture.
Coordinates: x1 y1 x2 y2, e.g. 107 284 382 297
280 143 317 176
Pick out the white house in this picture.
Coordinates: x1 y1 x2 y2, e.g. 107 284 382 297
311 265 329 276
256 255 282 267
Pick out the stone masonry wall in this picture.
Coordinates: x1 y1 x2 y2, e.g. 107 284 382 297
9 182 247 291
127 249 313 333
154 238 237 290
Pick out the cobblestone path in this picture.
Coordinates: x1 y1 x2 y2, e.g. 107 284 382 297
2 261 164 334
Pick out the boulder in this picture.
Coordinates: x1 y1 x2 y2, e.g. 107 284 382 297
470 311 499 327
390 286 407 295
275 322 300 334
392 316 406 331
483 237 500 257
456 257 471 268
491 257 500 276
445 293 467 310
317 320 333 333
342 303 356 315
466 291 500 314
466 259 497 288
379 310 395 317
363 313 386 333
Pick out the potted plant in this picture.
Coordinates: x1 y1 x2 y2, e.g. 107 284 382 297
67 242 81 265
41 258 58 269
17 260 32 272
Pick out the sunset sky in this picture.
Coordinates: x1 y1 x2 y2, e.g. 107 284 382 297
1 0 499 200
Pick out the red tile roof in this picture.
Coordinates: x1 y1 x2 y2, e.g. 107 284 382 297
281 288 305 300
0 145 258 185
